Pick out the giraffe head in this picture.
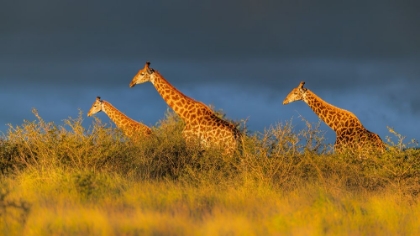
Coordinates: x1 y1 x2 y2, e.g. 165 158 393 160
87 96 104 116
129 61 156 88
282 81 307 105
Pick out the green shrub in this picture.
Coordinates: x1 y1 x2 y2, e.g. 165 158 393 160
0 108 418 196
0 108 419 235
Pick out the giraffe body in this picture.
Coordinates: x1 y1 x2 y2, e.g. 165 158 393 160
283 81 385 152
88 97 152 139
129 62 240 153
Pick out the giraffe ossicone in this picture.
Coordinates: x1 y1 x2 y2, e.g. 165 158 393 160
129 62 241 154
87 96 152 140
283 81 385 153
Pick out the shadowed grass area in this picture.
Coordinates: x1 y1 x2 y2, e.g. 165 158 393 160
0 109 419 235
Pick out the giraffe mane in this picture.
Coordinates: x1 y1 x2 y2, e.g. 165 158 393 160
307 89 361 122
102 100 148 126
153 70 205 106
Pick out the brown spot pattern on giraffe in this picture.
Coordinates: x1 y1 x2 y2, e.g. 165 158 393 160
88 98 152 140
130 62 240 154
283 81 385 153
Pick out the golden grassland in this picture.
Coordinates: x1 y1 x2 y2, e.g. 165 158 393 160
0 109 419 236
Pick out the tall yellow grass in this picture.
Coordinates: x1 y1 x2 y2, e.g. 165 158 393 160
0 108 419 235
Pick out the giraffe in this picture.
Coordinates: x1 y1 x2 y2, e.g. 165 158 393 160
129 62 241 154
87 96 152 140
283 81 385 153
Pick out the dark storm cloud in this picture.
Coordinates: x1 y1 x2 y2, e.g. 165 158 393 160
380 79 420 115
1 0 419 61
2 0 419 91
0 0 419 142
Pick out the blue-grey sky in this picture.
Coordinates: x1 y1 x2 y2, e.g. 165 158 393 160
1 0 419 145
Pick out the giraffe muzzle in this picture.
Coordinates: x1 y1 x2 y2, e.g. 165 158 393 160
129 81 136 88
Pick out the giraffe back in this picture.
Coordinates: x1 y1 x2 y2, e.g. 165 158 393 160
88 97 152 140
130 62 241 154
283 81 385 155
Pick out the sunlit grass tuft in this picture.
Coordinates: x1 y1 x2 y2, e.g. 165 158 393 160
0 108 418 235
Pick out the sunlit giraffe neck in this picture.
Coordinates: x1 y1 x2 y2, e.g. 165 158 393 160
129 62 241 153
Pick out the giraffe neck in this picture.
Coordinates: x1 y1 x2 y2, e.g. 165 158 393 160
101 101 134 130
303 89 363 132
151 71 211 121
